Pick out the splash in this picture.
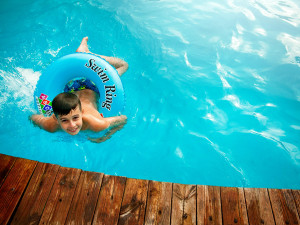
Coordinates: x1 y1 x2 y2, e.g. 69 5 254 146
0 67 40 112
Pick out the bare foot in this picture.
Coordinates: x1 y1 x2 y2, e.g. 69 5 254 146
76 37 91 53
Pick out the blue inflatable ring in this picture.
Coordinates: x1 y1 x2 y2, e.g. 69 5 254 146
34 53 125 117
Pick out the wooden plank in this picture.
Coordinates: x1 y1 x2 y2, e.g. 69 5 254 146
144 180 172 225
197 185 205 225
118 178 148 225
238 188 249 224
183 184 197 225
244 188 275 225
0 157 37 225
171 183 196 225
65 171 103 225
221 187 249 225
293 190 300 217
0 154 16 188
92 175 126 225
38 167 81 225
171 183 185 225
269 189 300 225
204 186 222 225
10 162 60 225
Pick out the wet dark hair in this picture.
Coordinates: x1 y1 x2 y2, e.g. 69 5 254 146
52 92 81 117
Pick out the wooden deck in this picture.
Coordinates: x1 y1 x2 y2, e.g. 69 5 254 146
0 153 300 225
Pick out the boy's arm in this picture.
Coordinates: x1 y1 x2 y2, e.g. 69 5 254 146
30 114 59 133
104 115 127 128
87 115 127 132
88 123 125 143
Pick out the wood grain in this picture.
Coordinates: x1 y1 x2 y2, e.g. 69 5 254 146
197 185 206 225
204 186 222 225
293 190 300 217
244 188 275 225
144 180 172 225
221 187 249 225
10 163 59 225
0 154 16 188
269 189 300 225
92 175 126 225
118 178 148 225
171 183 197 225
0 158 37 225
65 171 103 225
38 167 81 225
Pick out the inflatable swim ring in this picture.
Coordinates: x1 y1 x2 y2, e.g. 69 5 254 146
34 53 125 117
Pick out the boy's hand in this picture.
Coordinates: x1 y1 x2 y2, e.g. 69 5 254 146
88 135 111 143
88 122 126 143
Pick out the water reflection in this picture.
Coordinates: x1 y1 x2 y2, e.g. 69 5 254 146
277 33 300 66
243 128 300 164
251 0 300 27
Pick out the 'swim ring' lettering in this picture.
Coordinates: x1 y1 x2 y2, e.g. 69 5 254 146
85 59 109 83
85 59 118 111
102 85 117 111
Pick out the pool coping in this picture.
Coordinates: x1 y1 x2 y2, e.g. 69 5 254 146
0 153 299 224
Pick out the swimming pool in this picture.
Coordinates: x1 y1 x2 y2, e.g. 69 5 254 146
0 0 300 189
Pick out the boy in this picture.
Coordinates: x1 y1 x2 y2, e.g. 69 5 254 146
30 37 128 140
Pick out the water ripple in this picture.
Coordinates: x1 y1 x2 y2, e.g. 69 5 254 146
243 128 300 164
277 33 300 66
251 0 300 27
188 131 246 181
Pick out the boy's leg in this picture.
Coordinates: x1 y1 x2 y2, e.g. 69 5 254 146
76 37 91 53
76 37 128 76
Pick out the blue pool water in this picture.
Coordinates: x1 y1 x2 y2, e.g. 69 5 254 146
0 0 300 189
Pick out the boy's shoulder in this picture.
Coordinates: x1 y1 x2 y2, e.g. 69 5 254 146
47 117 60 132
82 113 109 132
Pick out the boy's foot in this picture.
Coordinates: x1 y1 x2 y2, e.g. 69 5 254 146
76 37 91 53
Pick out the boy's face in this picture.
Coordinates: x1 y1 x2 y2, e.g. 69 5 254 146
57 106 83 135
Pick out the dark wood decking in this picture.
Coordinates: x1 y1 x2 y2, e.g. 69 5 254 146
0 153 300 225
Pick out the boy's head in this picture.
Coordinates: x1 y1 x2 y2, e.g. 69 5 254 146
52 92 83 135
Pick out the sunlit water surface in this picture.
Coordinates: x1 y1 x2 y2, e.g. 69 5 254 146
0 0 300 189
